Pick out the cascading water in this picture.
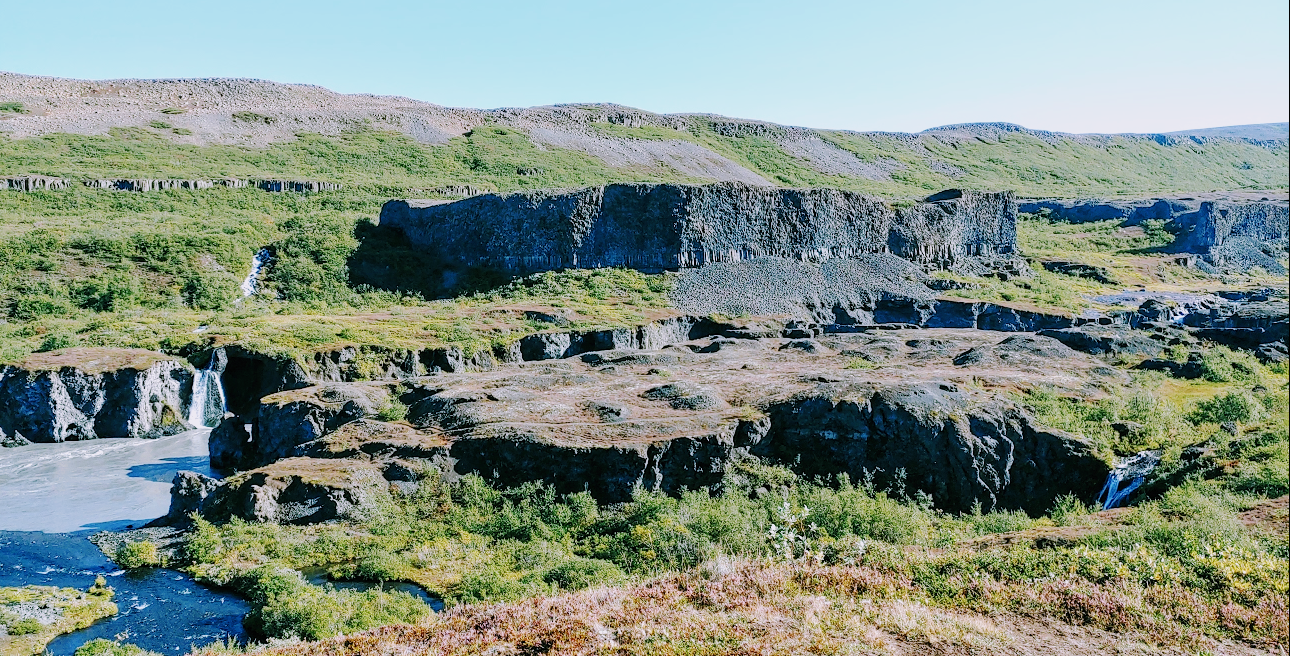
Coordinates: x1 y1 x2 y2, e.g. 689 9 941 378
187 363 227 428
1097 450 1161 510
239 249 270 299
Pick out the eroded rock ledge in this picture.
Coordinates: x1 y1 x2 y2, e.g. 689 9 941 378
171 328 1120 524
0 348 192 442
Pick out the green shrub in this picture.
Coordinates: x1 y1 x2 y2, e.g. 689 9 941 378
353 548 406 582
1188 391 1266 426
159 107 186 115
6 617 41 635
0 102 26 114
540 556 623 591
375 400 408 422
11 290 73 320
239 565 429 640
115 541 161 568
1197 347 1262 383
266 215 358 303
1050 493 1091 526
37 330 78 352
73 639 158 656
181 268 240 310
452 567 532 604
149 121 172 130
71 270 140 312
172 128 193 136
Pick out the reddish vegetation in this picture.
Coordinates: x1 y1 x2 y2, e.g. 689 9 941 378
259 560 1280 656
16 347 176 373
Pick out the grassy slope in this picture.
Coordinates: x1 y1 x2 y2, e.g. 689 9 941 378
159 377 1288 651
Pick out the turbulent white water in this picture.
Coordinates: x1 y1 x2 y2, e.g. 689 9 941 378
1097 450 1161 510
239 249 270 298
187 364 227 428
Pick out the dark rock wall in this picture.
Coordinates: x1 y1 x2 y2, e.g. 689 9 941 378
380 183 1017 273
1018 198 1197 225
750 385 1106 515
1181 201 1290 259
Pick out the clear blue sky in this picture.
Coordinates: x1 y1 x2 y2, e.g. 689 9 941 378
2 0 1286 134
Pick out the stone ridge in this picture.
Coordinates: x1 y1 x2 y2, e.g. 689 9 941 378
380 182 1017 273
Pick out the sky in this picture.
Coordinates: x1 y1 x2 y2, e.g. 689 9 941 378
2 0 1287 134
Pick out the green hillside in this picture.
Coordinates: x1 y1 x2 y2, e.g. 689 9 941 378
2 121 1286 197
0 119 1285 363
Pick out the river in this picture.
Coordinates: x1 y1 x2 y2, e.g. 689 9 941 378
0 430 249 653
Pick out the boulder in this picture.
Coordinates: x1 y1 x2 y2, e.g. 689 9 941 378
0 348 192 442
0 428 31 448
209 413 252 470
153 471 222 526
1037 326 1166 357
165 459 390 525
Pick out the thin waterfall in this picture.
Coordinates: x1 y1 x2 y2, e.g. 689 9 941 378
239 249 270 299
187 362 227 428
1097 450 1161 510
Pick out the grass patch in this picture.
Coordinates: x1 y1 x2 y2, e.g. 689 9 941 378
0 581 116 656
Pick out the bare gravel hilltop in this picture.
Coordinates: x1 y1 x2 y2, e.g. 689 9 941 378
2 72 1286 196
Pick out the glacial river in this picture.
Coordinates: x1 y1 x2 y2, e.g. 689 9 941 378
0 430 249 653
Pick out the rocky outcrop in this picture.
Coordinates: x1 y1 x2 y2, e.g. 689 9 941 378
1175 200 1289 273
168 459 391 525
4 176 337 193
253 383 396 465
751 384 1106 514
156 471 222 525
4 175 71 191
211 345 312 417
209 413 252 470
380 183 1017 273
1041 260 1116 284
84 179 217 191
254 180 342 192
0 348 193 442
1182 299 1289 361
1037 325 1167 357
0 428 31 447
168 328 1119 523
1018 198 1198 225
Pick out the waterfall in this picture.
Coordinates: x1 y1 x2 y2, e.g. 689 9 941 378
239 249 270 299
187 363 227 428
1097 450 1161 510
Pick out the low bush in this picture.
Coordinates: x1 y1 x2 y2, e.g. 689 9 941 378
115 540 161 568
181 268 240 310
5 616 41 635
73 640 159 656
1188 391 1266 426
238 566 429 640
375 400 408 422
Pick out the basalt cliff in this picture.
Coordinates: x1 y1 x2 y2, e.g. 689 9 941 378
380 183 1016 273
